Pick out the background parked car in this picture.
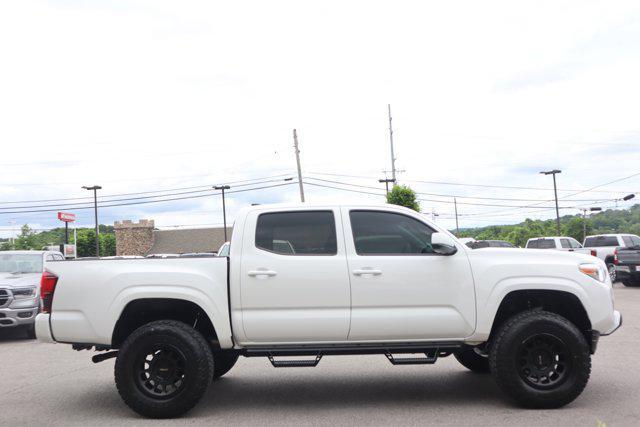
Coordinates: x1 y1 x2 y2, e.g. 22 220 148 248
583 234 640 282
0 250 63 338
525 236 586 252
467 240 516 249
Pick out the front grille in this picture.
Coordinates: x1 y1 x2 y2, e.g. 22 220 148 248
0 289 9 307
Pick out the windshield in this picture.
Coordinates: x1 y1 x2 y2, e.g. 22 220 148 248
0 254 43 274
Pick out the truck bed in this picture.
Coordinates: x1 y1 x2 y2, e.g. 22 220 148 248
46 257 230 346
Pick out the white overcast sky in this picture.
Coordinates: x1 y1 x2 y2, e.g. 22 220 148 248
0 0 639 236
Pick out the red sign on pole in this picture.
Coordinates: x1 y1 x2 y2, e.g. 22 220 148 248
57 212 76 222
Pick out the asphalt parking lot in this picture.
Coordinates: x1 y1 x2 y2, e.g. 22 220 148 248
1 284 638 426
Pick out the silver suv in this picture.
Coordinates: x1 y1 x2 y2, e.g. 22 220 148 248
0 250 64 338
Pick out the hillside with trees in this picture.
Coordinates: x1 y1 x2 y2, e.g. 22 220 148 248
456 204 640 247
0 224 116 257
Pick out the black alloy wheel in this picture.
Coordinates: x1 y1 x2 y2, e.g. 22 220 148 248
517 333 571 389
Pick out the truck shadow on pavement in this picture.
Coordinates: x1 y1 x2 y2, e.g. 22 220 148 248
0 328 32 343
188 368 516 419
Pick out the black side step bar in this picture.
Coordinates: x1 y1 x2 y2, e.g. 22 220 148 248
385 350 438 365
268 354 322 368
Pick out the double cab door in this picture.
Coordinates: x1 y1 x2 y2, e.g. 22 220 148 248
238 206 476 345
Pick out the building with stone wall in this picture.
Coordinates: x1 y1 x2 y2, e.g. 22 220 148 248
114 219 231 256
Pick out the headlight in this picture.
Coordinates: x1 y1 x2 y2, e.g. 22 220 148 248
12 287 37 299
579 263 607 282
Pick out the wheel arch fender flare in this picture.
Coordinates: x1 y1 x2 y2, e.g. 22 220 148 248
474 277 591 340
108 285 233 348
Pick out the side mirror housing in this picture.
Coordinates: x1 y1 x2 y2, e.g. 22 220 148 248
431 232 458 256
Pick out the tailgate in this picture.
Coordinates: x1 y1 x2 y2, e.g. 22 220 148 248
617 248 640 265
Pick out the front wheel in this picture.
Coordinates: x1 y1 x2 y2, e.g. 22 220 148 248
114 320 214 419
489 310 591 409
25 323 36 339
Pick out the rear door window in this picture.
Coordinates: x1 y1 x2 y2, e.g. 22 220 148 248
255 211 337 255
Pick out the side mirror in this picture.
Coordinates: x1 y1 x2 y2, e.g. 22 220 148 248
431 232 458 256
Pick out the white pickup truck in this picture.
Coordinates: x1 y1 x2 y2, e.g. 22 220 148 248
36 203 621 418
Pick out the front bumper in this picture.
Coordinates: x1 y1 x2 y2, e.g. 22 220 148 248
0 306 39 328
601 310 622 336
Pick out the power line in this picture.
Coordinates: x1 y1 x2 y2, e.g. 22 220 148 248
0 182 297 215
0 173 294 205
306 171 635 194
304 176 617 203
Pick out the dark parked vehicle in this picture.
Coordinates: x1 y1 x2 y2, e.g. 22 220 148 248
615 236 640 287
467 240 516 249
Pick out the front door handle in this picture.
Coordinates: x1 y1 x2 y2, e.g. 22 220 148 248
353 269 382 276
248 270 277 277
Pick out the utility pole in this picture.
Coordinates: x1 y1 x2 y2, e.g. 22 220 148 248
454 197 460 236
214 185 231 241
82 185 102 257
378 178 396 195
581 207 602 242
540 170 562 235
293 129 305 202
388 104 397 182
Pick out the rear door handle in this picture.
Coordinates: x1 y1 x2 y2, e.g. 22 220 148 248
248 270 277 277
353 269 382 276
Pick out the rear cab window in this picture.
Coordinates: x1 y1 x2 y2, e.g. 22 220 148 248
584 236 620 247
255 211 337 255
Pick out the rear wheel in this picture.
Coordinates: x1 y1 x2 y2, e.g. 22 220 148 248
114 320 214 419
454 346 490 373
489 310 590 409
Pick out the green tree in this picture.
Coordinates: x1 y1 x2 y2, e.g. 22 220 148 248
100 233 116 257
14 224 37 250
386 185 420 212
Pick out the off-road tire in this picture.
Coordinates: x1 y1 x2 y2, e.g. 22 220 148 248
212 350 240 379
114 320 214 419
454 346 490 373
489 310 590 409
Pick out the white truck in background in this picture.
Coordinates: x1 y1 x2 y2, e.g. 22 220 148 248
582 234 640 282
36 203 621 418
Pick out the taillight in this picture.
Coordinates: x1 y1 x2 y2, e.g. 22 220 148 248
590 250 597 257
614 249 619 265
40 271 58 314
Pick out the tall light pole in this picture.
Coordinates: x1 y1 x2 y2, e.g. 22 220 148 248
82 185 102 257
213 185 231 241
540 169 562 235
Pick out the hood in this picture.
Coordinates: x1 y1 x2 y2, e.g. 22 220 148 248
0 272 41 288
466 247 600 265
